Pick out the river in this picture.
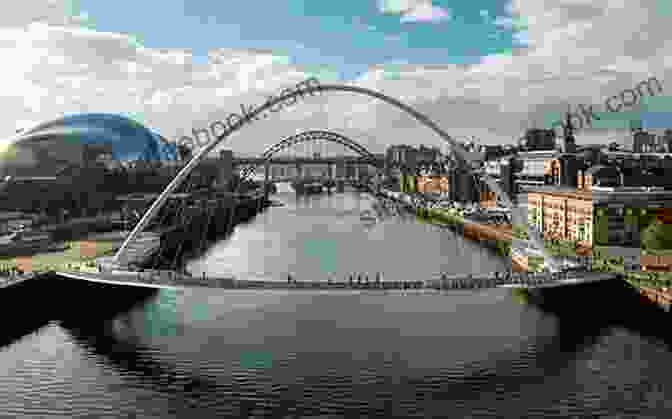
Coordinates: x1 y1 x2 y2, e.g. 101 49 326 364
186 184 509 281
2 187 672 417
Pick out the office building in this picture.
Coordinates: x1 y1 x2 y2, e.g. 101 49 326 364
521 128 556 151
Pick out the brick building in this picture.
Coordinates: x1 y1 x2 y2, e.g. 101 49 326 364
416 176 449 195
527 185 672 248
527 188 594 246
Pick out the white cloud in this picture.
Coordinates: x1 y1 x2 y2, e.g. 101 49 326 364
400 3 451 23
377 0 418 14
377 0 452 24
2 0 672 159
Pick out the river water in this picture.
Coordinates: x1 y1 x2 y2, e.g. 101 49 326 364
2 187 672 417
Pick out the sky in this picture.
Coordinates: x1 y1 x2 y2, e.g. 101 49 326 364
1 0 671 155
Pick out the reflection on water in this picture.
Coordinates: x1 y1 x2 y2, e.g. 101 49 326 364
1 278 672 417
187 189 509 282
2 191 672 416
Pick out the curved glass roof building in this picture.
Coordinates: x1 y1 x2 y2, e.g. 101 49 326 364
1 113 178 177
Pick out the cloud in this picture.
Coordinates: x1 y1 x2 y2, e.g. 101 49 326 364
377 0 419 14
350 0 672 145
377 0 452 24
383 34 403 41
400 3 451 23
2 0 672 159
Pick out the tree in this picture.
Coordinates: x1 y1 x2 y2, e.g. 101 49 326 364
641 220 672 251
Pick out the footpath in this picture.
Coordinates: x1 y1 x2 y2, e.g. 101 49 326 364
53 269 616 291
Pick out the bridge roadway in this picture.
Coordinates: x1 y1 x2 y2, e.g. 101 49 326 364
52 269 619 291
266 177 367 184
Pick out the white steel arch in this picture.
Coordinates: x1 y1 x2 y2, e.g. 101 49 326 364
113 83 547 267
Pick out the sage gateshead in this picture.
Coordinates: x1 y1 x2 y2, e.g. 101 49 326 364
0 113 180 214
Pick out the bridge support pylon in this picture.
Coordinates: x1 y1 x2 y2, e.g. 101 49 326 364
264 161 271 201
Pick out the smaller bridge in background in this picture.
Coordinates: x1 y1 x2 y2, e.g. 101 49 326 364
230 130 387 187
233 156 384 166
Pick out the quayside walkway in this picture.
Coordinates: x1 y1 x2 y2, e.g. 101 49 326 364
54 269 620 291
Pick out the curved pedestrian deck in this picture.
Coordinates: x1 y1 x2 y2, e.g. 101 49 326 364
54 270 620 291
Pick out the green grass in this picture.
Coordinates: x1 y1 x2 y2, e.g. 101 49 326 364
416 208 516 257
416 207 465 226
527 256 544 272
641 248 672 256
543 240 582 257
0 240 117 272
625 272 672 289
512 224 529 240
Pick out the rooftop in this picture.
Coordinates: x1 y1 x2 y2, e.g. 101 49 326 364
527 186 594 201
528 185 672 202
584 164 619 176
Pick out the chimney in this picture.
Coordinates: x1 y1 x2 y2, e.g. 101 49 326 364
577 169 584 190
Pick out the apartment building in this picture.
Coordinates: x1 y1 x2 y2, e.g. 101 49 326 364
528 185 672 248
416 176 450 195
527 188 595 246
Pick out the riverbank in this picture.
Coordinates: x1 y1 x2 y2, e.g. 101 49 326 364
414 207 517 258
377 188 526 271
0 238 118 273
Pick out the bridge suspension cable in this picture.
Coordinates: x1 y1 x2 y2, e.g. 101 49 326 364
113 83 550 267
